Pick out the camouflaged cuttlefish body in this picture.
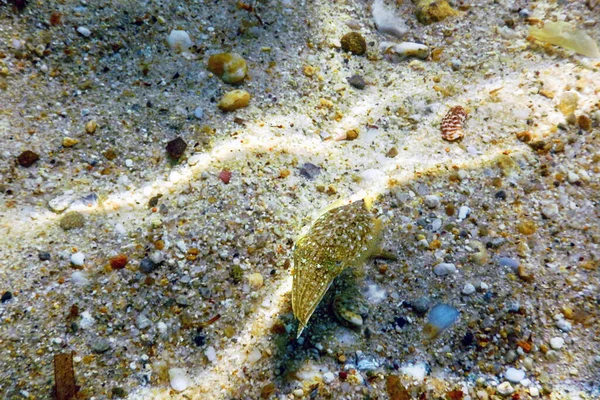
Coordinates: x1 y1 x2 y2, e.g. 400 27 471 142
292 198 383 338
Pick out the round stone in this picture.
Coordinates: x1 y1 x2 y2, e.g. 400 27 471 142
424 195 440 209
217 90 250 112
505 368 525 383
549 337 564 350
340 32 367 55
169 368 190 392
70 252 85 266
60 211 85 230
434 263 456 276
207 52 248 84
462 283 476 295
166 30 193 53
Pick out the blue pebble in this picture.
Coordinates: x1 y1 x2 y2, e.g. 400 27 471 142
498 257 519 270
424 304 459 338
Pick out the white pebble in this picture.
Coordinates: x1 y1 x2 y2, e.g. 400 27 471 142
79 311 95 329
205 346 217 363
480 282 489 290
71 271 89 285
541 203 559 219
114 223 126 235
555 319 572 332
76 26 92 37
323 371 335 384
424 195 440 209
496 381 514 396
505 368 525 383
434 263 456 276
176 240 188 253
458 206 471 220
372 0 407 38
550 337 565 350
246 348 261 363
166 30 193 53
125 159 133 168
70 252 85 266
168 368 190 392
462 283 476 295
194 106 204 119
400 362 427 382
529 387 539 397
567 171 580 183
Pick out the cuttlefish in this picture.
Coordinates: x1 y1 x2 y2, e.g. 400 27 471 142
292 197 383 338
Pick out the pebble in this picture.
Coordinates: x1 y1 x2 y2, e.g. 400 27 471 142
424 195 440 209
169 368 191 392
347 74 366 89
450 58 462 71
70 252 85 266
62 137 79 147
567 171 580 183
92 339 111 354
496 382 514 396
166 30 193 53
457 206 471 220
541 203 559 219
38 252 51 261
139 258 157 274
462 283 476 295
60 211 85 230
415 0 458 24
498 257 519 270
49 194 74 213
434 263 456 276
549 337 564 350
372 0 408 38
71 271 88 285
545 350 560 362
218 90 250 112
109 254 128 270
247 273 264 289
323 371 335 384
298 162 321 179
207 52 248 84
166 137 187 159
381 42 430 60
193 106 204 119
411 297 430 315
136 314 152 330
529 387 539 397
1 291 13 303
76 26 92 37
423 304 459 338
340 32 367 55
505 368 525 383
17 150 39 167
555 319 572 332
85 120 97 134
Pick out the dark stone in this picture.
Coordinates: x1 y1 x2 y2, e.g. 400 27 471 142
1 291 13 303
59 211 85 230
394 316 408 328
298 162 321 180
193 333 206 346
495 190 507 200
17 150 39 167
139 258 157 274
38 252 51 261
166 137 187 159
147 194 163 208
411 297 430 315
347 74 366 90
111 387 128 398
461 331 474 346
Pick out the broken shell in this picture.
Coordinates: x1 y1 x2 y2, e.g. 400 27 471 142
292 199 382 337
441 105 467 141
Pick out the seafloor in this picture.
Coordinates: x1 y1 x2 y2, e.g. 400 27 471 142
1 0 599 399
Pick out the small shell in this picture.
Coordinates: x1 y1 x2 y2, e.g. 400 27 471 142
441 106 467 141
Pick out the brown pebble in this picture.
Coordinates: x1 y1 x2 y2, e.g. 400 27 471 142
516 220 536 235
166 137 187 159
103 149 117 160
386 147 399 158
17 150 39 167
515 131 532 142
345 129 359 140
577 114 591 131
109 254 128 270
340 32 367 55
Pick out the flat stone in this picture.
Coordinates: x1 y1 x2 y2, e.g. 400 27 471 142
347 74 366 89
60 211 85 230
17 150 39 167
92 338 111 353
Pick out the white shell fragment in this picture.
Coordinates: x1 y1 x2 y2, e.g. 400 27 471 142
169 368 191 392
166 30 193 53
380 42 430 60
372 0 408 38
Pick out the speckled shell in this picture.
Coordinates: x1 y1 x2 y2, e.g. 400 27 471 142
441 106 467 141
292 199 382 337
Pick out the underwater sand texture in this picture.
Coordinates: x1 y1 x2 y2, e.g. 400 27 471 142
1 0 599 399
